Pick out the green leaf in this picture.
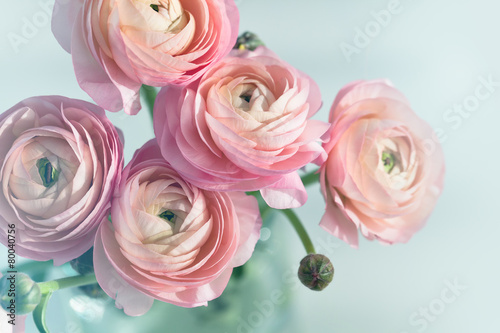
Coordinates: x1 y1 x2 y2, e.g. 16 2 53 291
300 170 320 187
140 85 158 121
33 291 53 333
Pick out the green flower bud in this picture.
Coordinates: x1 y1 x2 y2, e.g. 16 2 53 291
297 254 334 291
234 31 265 51
0 273 41 315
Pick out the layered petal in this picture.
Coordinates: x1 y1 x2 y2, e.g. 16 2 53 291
94 140 261 313
319 80 445 246
155 47 328 209
0 96 123 265
51 0 239 114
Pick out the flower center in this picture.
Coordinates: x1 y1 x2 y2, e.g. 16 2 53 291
158 209 177 228
240 92 252 104
381 151 396 174
36 158 59 188
374 136 418 191
143 203 185 244
147 0 188 34
232 84 259 112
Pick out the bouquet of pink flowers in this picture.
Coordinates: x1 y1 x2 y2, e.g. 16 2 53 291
0 1 445 332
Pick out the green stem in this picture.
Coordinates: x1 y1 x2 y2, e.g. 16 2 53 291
247 191 273 221
38 274 97 295
281 209 316 254
260 205 273 221
141 85 158 121
301 169 320 187
247 190 316 254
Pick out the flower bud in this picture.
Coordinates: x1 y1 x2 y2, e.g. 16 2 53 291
0 273 41 315
297 254 334 291
234 31 265 51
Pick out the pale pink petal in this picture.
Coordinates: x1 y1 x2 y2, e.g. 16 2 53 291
100 50 142 115
71 13 125 112
261 172 307 209
172 268 233 307
51 0 84 53
94 222 154 316
228 192 262 267
319 191 359 248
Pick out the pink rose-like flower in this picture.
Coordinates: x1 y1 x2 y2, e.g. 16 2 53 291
94 140 261 314
320 80 445 247
52 0 239 115
155 47 329 209
0 96 123 265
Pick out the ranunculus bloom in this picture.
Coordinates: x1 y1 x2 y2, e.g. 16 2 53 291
0 96 123 265
154 47 329 209
52 0 239 115
320 80 445 246
94 140 261 314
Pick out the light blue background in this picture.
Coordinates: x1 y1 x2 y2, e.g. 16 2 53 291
1 0 499 332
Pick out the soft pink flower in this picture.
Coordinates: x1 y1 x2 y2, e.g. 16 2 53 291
94 140 261 314
320 80 445 246
0 96 123 265
51 0 239 115
154 47 329 209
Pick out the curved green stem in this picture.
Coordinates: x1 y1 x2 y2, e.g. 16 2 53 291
247 191 316 254
301 169 320 187
38 274 97 295
34 274 96 333
281 209 316 254
141 85 158 121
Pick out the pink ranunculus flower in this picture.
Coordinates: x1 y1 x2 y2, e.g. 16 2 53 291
51 0 239 115
94 140 261 315
0 96 124 265
154 47 329 209
319 80 445 247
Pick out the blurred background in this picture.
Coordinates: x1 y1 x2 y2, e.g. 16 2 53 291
1 0 499 332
